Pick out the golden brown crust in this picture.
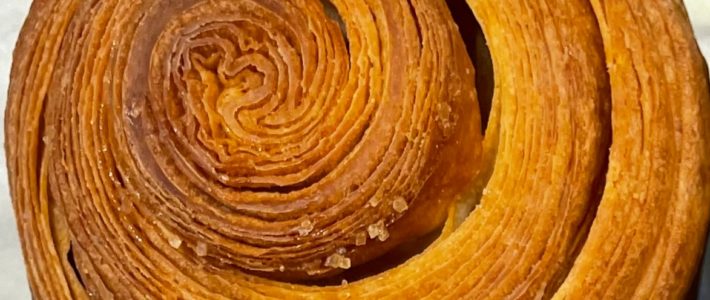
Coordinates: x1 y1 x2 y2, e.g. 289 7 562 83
5 0 709 299
554 1 710 298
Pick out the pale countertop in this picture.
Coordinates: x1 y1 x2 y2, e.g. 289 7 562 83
0 1 709 299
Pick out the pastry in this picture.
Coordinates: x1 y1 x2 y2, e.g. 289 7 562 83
6 0 709 298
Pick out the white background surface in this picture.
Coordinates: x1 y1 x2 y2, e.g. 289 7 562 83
0 1 708 299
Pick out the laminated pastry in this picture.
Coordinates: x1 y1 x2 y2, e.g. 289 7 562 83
5 0 710 299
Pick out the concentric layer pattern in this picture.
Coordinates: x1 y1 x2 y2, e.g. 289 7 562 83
6 0 710 299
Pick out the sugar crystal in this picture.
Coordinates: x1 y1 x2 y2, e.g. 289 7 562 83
355 232 367 246
392 196 408 213
297 219 314 236
367 220 389 241
325 252 351 270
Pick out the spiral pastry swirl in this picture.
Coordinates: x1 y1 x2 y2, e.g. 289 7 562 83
6 0 710 299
